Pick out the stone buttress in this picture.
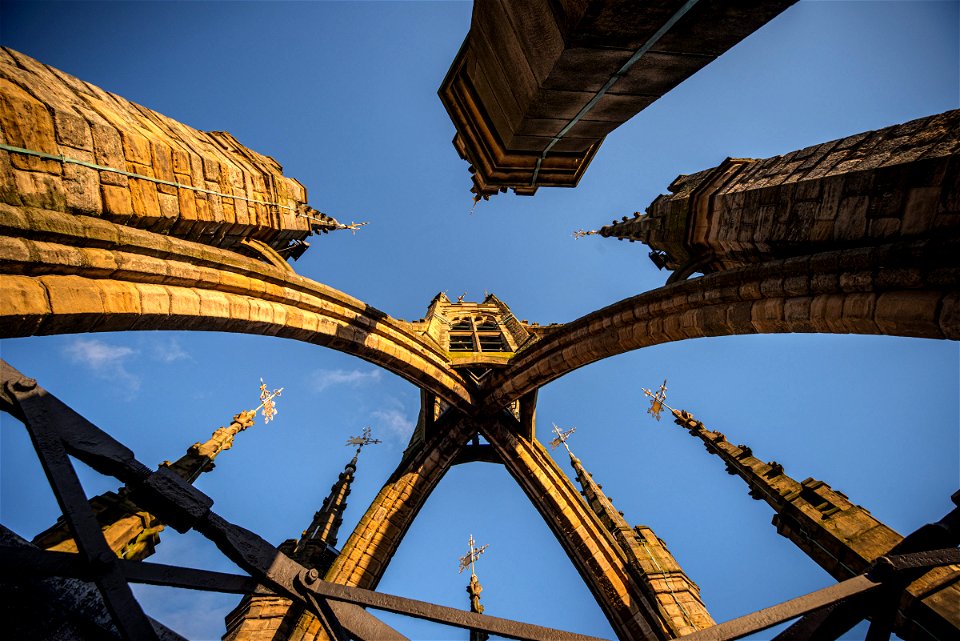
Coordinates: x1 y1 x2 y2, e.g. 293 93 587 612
567 447 715 637
594 110 960 282
672 408 960 641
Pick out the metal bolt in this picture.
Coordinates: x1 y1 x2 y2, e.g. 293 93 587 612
93 551 116 568
12 377 37 391
304 567 320 585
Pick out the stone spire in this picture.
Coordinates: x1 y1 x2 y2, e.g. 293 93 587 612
563 445 715 637
223 429 378 641
287 449 358 569
32 410 257 561
670 407 960 641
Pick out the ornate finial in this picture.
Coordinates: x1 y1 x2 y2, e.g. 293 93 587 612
337 220 368 234
458 533 489 576
572 229 599 239
641 379 675 421
296 208 367 234
549 423 576 455
345 426 381 454
256 379 284 423
457 292 467 303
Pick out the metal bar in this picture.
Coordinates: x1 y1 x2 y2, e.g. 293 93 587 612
0 545 273 595
678 575 880 641
9 379 160 641
0 544 92 579
300 590 354 641
1 363 603 641
299 572 611 641
770 596 871 641
327 600 411 641
122 559 273 595
1 361 153 484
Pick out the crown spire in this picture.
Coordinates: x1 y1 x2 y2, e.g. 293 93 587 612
34 379 279 561
292 427 380 567
563 414 714 636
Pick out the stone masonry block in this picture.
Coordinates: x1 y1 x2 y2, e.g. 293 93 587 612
101 184 133 222
120 130 152 166
14 170 66 211
0 77 61 173
80 247 117 278
902 186 941 235
875 291 943 338
0 274 50 317
809 295 847 334
132 283 171 318
939 292 960 339
839 271 873 293
40 274 104 318
841 293 878 334
113 252 167 284
54 110 93 151
98 280 142 317
750 298 785 333
197 289 231 320
0 235 32 268
783 297 816 332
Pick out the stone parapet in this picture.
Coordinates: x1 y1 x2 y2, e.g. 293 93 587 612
0 48 340 256
440 0 795 197
599 110 960 277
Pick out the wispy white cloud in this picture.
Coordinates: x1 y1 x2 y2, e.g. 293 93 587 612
310 367 382 392
148 336 192 363
64 338 140 395
371 406 415 441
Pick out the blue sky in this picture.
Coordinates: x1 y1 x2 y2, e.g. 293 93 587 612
0 1 958 640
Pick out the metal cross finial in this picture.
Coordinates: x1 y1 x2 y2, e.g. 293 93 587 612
256 378 284 423
572 229 598 239
458 533 489 576
457 292 467 303
641 379 675 421
345 426 381 453
338 220 368 235
549 423 576 455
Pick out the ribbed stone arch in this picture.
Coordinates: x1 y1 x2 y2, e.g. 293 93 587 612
0 206 474 410
481 238 959 410
284 410 670 641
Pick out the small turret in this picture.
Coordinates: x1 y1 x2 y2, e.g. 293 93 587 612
550 424 714 637
223 428 380 641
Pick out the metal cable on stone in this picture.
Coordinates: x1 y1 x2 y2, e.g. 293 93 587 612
529 0 701 186
0 142 299 211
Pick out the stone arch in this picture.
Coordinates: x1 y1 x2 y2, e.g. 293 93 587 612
282 409 671 641
481 238 959 409
0 206 474 410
